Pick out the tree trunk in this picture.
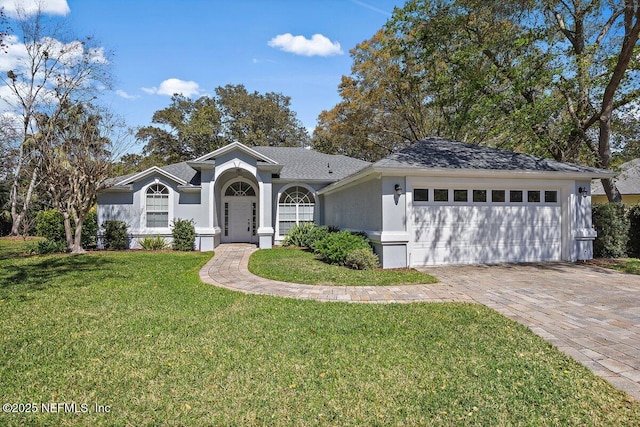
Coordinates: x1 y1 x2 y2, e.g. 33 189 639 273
62 212 74 252
10 163 39 236
71 216 86 254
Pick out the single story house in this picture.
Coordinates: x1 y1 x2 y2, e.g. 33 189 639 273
591 158 640 205
97 137 613 268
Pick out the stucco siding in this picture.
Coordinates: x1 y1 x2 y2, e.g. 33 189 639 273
323 178 382 232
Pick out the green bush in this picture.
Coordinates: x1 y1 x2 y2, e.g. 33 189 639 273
81 208 99 249
592 203 629 258
628 204 640 258
36 209 66 242
172 218 195 251
282 223 329 248
139 235 169 250
103 220 129 250
0 210 11 237
313 230 372 266
27 239 67 254
345 248 380 270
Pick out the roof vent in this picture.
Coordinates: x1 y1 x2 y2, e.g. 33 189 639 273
328 162 333 174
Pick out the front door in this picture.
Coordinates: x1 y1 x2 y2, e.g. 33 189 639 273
227 199 253 243
222 180 257 243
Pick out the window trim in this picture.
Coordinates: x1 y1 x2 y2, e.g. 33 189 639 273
143 180 173 230
276 183 317 239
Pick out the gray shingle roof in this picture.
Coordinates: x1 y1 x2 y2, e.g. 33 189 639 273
591 158 640 195
160 162 201 185
373 137 610 175
252 146 370 181
108 147 370 186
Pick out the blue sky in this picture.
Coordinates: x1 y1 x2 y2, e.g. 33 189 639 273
1 0 405 152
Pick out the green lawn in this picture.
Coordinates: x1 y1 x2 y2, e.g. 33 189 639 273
1 240 639 426
606 258 640 275
590 258 640 275
249 247 438 285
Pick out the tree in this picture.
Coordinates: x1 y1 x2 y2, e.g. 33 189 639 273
137 85 310 163
0 6 9 53
215 84 310 148
38 102 124 253
319 0 640 201
386 0 640 202
313 29 435 161
136 94 225 164
0 6 112 235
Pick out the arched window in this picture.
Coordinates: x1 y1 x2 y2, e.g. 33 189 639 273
146 184 169 227
225 181 256 197
278 186 315 236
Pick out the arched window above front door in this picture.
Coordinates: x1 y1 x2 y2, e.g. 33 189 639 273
225 181 256 197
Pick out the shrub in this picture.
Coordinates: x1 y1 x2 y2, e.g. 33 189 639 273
27 239 67 254
313 230 371 266
345 248 380 270
103 220 129 250
628 204 640 258
36 209 66 242
0 210 11 237
139 235 169 250
592 203 629 258
172 218 195 251
282 223 329 249
81 208 99 249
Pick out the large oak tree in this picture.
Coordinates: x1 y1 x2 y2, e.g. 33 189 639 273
137 84 310 164
316 0 640 202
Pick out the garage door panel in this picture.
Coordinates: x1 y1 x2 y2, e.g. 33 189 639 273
411 205 561 266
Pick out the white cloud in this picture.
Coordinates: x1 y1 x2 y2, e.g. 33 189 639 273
115 89 139 100
268 33 343 57
0 35 108 74
0 35 28 72
0 0 70 17
141 78 201 97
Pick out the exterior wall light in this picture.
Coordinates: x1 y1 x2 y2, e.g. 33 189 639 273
578 186 588 198
394 184 403 196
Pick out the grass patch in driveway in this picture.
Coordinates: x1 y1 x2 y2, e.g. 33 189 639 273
590 258 640 275
1 243 639 425
248 247 437 286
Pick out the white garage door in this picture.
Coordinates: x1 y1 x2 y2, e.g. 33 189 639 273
410 189 561 266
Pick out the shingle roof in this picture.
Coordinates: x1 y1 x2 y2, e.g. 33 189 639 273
107 147 370 186
373 137 610 175
591 158 640 195
108 162 200 187
252 146 370 181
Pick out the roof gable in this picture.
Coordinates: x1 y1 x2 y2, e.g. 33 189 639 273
120 166 187 186
193 142 278 164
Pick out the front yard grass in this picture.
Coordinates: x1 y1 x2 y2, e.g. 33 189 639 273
248 247 438 285
1 240 639 426
590 258 640 275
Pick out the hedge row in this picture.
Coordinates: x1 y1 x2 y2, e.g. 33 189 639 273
592 203 640 258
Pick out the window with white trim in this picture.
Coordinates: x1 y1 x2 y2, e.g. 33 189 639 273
278 186 315 236
146 184 169 227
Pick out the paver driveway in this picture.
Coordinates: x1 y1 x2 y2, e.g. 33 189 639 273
201 244 640 401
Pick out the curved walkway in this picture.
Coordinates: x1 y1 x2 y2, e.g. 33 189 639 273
199 244 475 303
200 244 640 401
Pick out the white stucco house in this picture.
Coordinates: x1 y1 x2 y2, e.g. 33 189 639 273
97 137 613 268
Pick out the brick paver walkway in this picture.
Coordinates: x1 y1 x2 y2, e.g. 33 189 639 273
200 244 640 401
